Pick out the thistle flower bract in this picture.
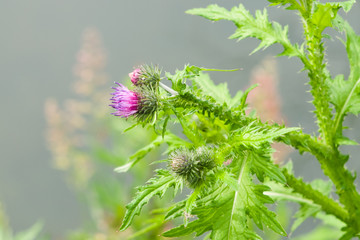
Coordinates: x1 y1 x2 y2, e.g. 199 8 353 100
110 82 139 118
169 147 216 188
129 65 161 87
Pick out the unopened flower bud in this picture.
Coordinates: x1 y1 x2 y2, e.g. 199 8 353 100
169 147 216 188
129 68 141 85
129 65 161 87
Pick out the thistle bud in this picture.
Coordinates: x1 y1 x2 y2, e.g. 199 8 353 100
129 65 161 87
169 147 216 188
129 68 141 85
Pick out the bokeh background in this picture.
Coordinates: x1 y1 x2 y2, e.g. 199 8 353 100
1 0 360 239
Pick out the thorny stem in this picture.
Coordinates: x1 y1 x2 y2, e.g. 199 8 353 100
283 132 360 232
282 169 349 224
296 3 360 233
303 23 333 145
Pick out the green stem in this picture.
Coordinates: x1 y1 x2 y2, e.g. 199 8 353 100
282 169 348 223
282 132 360 232
305 29 333 145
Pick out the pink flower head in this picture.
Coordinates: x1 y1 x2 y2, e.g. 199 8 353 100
129 68 142 85
110 82 139 117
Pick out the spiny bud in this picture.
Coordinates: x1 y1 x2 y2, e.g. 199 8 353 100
129 64 161 87
169 147 216 188
135 86 159 123
129 68 141 85
196 146 216 170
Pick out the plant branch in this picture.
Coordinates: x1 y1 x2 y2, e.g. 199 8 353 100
282 169 348 223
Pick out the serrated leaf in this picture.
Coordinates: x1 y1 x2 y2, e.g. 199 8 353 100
312 3 340 34
174 111 205 146
119 170 178 231
250 152 286 184
231 123 299 149
229 90 244 108
265 179 333 233
193 72 232 105
264 181 316 206
186 4 232 22
327 0 355 13
187 4 304 58
310 179 333 196
330 18 360 138
164 153 286 239
165 200 186 220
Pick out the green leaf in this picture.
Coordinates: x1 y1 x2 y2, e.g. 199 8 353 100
239 84 258 110
229 90 244 109
327 0 355 13
166 64 203 93
188 4 304 58
311 3 342 34
114 135 165 172
250 152 286 184
336 136 358 146
119 170 178 231
266 179 333 233
165 200 186 220
174 111 205 146
264 181 316 206
186 4 232 22
330 18 360 137
164 153 286 239
192 72 232 106
231 123 299 149
127 214 165 240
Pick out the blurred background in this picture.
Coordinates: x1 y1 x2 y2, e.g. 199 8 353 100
1 0 360 239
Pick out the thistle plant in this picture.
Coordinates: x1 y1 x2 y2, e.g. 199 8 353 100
112 1 360 239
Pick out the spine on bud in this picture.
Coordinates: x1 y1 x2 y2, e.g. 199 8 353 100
169 147 216 188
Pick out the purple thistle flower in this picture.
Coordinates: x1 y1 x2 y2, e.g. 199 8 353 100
129 68 141 85
110 82 139 118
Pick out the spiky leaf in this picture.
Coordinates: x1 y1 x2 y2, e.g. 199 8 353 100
187 4 304 57
119 170 179 231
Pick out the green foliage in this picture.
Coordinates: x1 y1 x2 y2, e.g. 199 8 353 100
330 17 360 143
113 0 360 239
163 152 287 239
186 4 305 58
119 169 181 231
117 65 301 238
192 72 242 108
